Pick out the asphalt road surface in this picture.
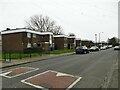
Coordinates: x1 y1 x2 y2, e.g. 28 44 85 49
2 48 118 89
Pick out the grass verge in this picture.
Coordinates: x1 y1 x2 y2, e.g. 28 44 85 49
1 49 75 60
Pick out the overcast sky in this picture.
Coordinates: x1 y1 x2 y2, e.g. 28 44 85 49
0 0 119 42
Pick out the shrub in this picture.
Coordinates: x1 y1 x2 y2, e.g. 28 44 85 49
23 47 43 54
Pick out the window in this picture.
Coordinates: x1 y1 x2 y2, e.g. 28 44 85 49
33 43 37 47
64 37 67 41
33 34 36 38
49 35 52 44
37 43 40 46
64 43 68 49
64 44 67 48
50 35 52 40
27 33 31 38
42 36 45 38
27 43 31 48
53 43 55 47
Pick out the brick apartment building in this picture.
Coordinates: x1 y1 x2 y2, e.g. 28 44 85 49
1 28 53 53
67 36 76 49
53 35 68 50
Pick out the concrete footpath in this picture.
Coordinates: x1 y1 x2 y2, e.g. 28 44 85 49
0 52 75 68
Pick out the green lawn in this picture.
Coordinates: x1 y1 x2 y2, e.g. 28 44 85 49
50 49 75 54
1 49 75 60
2 53 45 60
0 54 2 59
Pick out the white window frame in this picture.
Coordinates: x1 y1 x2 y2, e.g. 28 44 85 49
27 43 31 48
27 33 31 38
49 35 52 45
33 43 37 47
64 43 68 48
33 34 36 38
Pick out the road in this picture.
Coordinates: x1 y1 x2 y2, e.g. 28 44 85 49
2 48 118 89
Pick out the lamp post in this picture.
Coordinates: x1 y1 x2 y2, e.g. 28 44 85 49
95 34 97 46
99 32 103 43
99 32 103 47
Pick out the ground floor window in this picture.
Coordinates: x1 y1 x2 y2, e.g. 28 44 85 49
27 43 31 48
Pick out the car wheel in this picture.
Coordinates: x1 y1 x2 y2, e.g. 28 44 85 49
84 51 86 54
76 52 78 54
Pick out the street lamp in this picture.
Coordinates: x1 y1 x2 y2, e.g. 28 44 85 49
95 34 97 46
99 32 104 43
98 32 104 47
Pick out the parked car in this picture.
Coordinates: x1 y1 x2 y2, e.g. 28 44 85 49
89 46 99 51
114 46 120 50
108 45 112 48
76 46 89 54
105 45 109 49
100 46 106 50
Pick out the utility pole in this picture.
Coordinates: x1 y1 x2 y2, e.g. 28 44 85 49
99 32 103 43
95 34 97 46
99 33 100 43
98 32 103 47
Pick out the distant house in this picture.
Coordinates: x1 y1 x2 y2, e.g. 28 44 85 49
1 28 53 53
67 36 76 49
76 38 81 47
81 40 94 47
54 35 68 50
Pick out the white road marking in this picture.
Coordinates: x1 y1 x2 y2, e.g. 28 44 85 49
50 70 74 77
21 81 44 89
56 73 73 77
67 77 82 90
21 70 82 90
21 70 50 81
0 67 39 78
0 71 12 76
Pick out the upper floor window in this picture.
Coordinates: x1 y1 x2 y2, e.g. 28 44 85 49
49 35 52 44
50 35 52 40
27 33 31 38
64 37 67 41
33 34 36 38
33 43 37 47
27 43 31 48
42 36 45 38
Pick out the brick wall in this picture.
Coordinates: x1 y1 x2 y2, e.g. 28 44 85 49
54 37 68 50
2 33 23 53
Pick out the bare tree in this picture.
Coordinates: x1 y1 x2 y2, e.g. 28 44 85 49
25 14 64 35
26 15 44 31
53 26 64 35
68 33 76 36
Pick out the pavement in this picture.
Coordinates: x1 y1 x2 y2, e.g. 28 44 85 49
0 52 75 68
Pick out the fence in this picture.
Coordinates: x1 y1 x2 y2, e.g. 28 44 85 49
2 50 50 62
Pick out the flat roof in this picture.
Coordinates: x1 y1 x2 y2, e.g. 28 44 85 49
67 36 76 38
53 35 68 38
76 38 81 40
1 29 53 35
